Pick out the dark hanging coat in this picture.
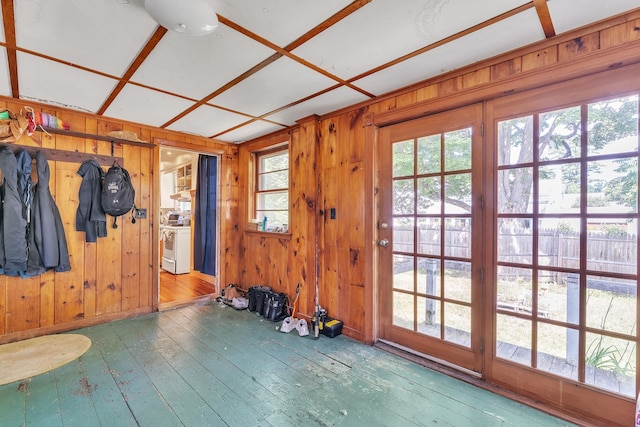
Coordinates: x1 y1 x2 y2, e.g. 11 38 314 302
0 146 27 274
75 160 107 242
16 149 46 277
32 150 71 272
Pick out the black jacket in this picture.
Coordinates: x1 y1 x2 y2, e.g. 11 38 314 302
16 149 45 276
32 150 71 272
76 160 107 242
0 146 27 274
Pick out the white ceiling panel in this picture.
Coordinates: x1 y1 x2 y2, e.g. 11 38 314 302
0 47 10 97
354 8 545 96
17 53 117 113
166 104 252 138
548 0 640 34
103 84 195 128
209 56 337 117
292 0 530 80
210 0 353 47
216 120 286 144
14 0 157 77
264 86 370 126
131 25 274 100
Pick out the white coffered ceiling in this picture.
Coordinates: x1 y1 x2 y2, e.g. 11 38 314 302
1 0 639 143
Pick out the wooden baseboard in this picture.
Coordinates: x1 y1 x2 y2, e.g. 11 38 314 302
0 307 152 345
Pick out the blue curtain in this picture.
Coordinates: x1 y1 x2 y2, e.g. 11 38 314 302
193 155 217 275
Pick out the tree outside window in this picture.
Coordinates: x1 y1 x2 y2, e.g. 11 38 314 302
256 148 289 230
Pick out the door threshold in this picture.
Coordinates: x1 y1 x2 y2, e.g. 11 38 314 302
376 339 482 378
159 294 215 311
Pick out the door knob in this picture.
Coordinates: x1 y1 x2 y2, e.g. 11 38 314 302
377 239 390 247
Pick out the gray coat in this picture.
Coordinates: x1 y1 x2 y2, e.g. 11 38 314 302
32 150 71 272
0 146 27 274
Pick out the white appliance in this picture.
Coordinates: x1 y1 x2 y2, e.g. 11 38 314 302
162 226 191 274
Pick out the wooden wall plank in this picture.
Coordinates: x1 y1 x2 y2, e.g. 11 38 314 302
54 162 84 323
138 145 152 308
121 145 141 311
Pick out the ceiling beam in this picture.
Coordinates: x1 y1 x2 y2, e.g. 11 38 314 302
533 0 556 38
1 0 19 98
96 26 168 116
347 3 535 84
161 0 372 129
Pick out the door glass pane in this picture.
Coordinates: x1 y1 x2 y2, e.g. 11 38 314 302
393 217 414 253
418 257 440 296
444 173 471 214
496 267 532 315
444 302 471 347
444 260 471 303
498 116 533 166
417 296 440 338
585 333 636 397
497 168 533 214
538 163 580 214
537 322 578 381
417 135 441 174
587 159 637 214
538 270 572 324
417 218 440 256
497 218 532 264
586 275 637 336
586 227 637 275
393 254 413 292
444 128 472 172
496 314 532 366
588 95 638 157
392 291 414 329
417 176 441 214
538 218 580 268
444 218 470 258
539 106 581 161
393 179 414 215
393 139 414 177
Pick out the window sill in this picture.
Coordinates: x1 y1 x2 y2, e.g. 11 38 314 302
244 230 292 240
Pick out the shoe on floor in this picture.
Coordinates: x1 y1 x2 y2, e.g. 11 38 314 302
280 317 297 333
296 319 309 336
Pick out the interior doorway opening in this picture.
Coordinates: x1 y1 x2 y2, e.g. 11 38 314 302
159 146 218 309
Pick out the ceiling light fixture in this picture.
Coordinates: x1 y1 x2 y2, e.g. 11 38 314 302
144 0 219 36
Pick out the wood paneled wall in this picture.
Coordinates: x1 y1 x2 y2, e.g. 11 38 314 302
236 10 640 342
0 98 237 344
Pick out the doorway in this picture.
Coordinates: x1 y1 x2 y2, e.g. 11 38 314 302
377 103 484 374
159 147 217 308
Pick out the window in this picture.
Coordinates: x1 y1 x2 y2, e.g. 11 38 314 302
255 147 289 230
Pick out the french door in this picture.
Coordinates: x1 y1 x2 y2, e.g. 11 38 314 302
376 65 639 424
484 67 639 422
377 104 484 373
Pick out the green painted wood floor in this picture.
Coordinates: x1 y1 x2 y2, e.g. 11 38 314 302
0 302 578 427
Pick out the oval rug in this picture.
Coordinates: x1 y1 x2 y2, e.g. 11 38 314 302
0 334 92 386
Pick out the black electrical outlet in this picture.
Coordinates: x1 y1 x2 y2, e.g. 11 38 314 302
135 208 147 219
330 208 336 219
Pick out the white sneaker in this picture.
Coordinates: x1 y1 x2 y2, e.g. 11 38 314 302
280 317 297 333
296 319 309 336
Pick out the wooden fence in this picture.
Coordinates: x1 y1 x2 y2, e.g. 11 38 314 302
393 226 637 278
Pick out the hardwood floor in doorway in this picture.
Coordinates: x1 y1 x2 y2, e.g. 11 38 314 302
160 271 217 307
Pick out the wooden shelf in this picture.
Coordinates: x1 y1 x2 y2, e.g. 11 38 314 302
36 127 155 148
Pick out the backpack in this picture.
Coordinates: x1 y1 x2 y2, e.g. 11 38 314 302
101 162 136 228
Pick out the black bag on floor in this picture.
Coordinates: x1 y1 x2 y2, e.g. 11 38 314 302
264 292 288 322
